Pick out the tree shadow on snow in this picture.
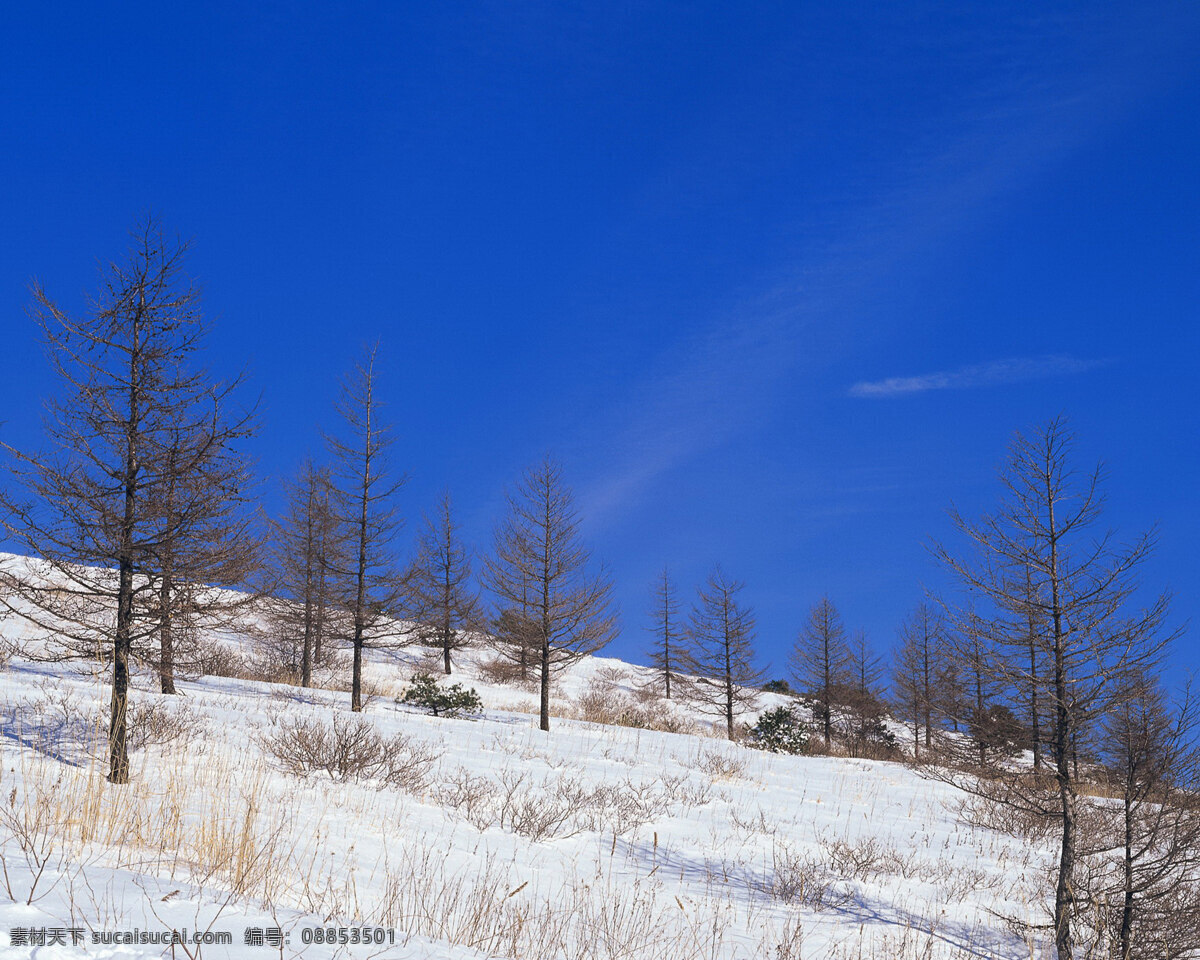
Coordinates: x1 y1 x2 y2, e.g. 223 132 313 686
616 836 1035 960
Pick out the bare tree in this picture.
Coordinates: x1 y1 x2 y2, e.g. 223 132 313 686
842 631 890 758
1020 564 1047 772
270 459 343 687
645 566 683 699
935 417 1174 960
326 343 407 712
141 407 260 695
1083 677 1200 960
790 596 852 749
892 603 945 760
408 491 482 675
683 567 766 741
483 457 617 732
0 218 255 782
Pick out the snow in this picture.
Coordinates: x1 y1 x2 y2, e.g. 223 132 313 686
0 567 1056 959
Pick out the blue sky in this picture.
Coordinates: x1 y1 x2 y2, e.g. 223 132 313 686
2 2 1198 679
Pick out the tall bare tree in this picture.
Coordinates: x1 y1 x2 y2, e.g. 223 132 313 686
1020 564 1047 772
270 459 343 687
645 566 683 699
141 411 260 695
892 603 945 759
935 417 1174 960
791 596 852 749
408 491 482 675
684 567 766 741
843 630 890 757
0 218 255 783
326 343 407 712
484 457 617 732
1091 678 1200 960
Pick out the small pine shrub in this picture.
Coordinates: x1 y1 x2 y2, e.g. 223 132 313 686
748 705 809 754
401 673 483 718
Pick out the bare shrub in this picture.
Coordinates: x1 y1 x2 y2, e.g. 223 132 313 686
576 681 697 733
480 769 671 841
764 843 849 909
696 749 747 781
594 664 627 687
194 640 256 680
571 779 674 833
661 772 714 808
494 770 596 841
127 698 204 750
259 714 439 790
434 768 500 831
631 681 661 705
611 778 673 827
576 685 643 726
477 655 536 688
729 806 778 837
822 836 908 881
0 779 72 904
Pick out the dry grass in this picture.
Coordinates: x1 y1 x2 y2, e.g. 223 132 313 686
0 737 303 906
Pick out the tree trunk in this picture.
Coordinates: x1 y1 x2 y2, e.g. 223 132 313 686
110 557 133 784
1049 492 1074 960
109 305 143 785
159 574 177 695
823 636 832 748
539 634 551 732
1030 635 1041 772
442 573 453 674
724 622 735 740
1119 787 1134 960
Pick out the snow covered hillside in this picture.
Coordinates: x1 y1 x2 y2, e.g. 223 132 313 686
0 615 1056 958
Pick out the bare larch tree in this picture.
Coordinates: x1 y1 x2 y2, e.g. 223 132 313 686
645 566 683 699
326 342 407 712
844 630 888 757
1087 675 1200 960
935 417 1173 960
141 406 260 695
893 603 945 760
271 458 343 686
683 567 766 741
0 218 255 782
484 457 617 732
790 596 852 749
408 491 482 675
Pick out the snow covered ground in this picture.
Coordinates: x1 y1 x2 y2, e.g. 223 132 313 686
0 609 1057 958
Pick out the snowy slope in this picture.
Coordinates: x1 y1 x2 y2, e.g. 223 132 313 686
0 576 1056 959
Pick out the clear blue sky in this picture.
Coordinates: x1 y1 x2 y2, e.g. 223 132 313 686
2 3 1198 678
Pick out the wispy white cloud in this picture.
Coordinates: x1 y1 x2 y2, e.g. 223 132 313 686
849 355 1108 398
572 7 1193 526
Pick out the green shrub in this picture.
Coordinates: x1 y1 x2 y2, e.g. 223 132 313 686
401 673 483 718
748 705 809 754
